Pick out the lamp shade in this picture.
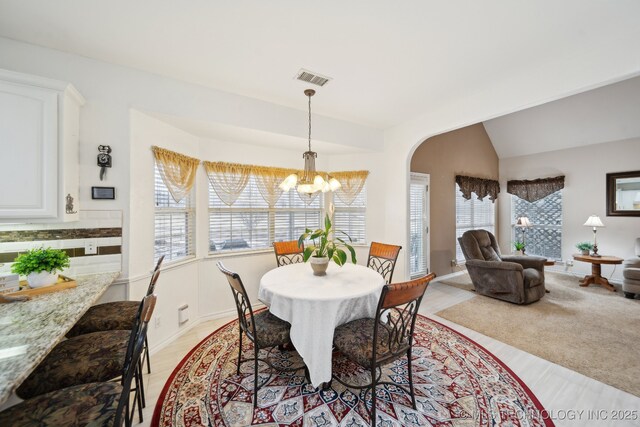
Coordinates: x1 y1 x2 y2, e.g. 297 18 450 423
516 216 532 227
584 215 604 227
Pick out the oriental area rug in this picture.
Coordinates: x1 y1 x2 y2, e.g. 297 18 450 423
436 271 640 397
152 315 553 427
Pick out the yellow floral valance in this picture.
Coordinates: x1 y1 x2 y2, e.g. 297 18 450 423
152 146 200 203
202 161 369 207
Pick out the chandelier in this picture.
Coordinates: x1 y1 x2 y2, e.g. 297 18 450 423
279 89 341 194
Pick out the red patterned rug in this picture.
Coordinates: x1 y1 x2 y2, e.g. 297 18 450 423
152 315 554 426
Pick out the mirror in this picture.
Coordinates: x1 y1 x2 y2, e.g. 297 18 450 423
607 170 640 216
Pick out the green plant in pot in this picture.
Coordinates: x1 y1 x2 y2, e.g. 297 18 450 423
513 241 525 255
298 214 356 276
12 247 70 288
575 241 593 256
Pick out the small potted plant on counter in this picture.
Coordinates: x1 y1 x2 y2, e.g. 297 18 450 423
298 214 356 276
11 247 70 288
575 241 593 256
513 241 525 256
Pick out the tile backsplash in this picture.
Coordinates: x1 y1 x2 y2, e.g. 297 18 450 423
0 210 122 277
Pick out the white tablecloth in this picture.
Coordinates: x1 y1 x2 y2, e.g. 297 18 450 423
258 262 386 387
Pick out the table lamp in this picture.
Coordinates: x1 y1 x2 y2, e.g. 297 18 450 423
516 216 532 254
583 215 604 257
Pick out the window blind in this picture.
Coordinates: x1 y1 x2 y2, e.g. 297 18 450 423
511 191 562 260
410 179 428 278
333 184 366 244
209 176 323 252
154 164 195 262
455 183 495 262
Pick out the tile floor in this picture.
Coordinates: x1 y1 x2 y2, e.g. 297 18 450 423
137 276 640 426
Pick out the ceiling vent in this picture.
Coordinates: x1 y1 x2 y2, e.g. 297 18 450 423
295 69 331 87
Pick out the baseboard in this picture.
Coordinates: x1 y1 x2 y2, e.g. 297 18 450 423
434 270 468 282
148 302 266 356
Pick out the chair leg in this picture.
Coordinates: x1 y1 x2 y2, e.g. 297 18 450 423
370 366 377 427
407 348 416 410
237 329 243 375
138 358 146 408
253 344 259 408
125 395 131 427
145 336 151 374
135 365 144 423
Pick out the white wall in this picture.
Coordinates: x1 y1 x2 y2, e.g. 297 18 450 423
498 138 640 283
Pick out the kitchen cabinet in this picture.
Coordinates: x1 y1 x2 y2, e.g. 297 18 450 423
0 69 84 222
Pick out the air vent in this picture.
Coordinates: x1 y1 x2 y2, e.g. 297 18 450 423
295 69 331 87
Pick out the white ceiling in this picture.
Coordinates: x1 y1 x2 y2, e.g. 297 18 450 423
484 75 640 159
0 0 639 128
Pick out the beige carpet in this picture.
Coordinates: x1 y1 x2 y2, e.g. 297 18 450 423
436 271 640 396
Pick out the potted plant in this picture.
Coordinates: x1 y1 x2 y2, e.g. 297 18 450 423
297 214 357 276
575 241 593 256
513 241 525 255
11 247 70 288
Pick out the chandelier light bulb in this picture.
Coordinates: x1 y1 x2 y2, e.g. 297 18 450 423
279 174 298 191
328 177 341 191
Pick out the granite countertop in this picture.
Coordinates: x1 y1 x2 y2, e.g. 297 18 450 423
0 272 120 406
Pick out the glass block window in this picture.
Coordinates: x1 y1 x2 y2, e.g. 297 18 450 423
455 183 496 263
209 176 323 253
154 165 195 263
512 191 562 260
333 185 367 244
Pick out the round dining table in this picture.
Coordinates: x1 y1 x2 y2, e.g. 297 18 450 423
258 262 386 387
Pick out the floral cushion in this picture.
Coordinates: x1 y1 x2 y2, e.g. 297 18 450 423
248 311 291 348
334 317 408 368
17 330 129 399
0 382 121 427
67 301 139 337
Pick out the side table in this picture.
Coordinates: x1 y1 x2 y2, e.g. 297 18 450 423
572 254 623 292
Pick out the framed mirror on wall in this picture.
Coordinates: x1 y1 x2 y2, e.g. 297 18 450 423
606 170 640 216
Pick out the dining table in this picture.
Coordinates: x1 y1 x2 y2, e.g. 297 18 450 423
0 272 120 407
258 262 386 387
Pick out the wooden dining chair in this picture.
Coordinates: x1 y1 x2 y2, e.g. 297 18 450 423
273 240 304 266
217 262 298 408
1 294 157 427
332 273 436 426
366 242 402 284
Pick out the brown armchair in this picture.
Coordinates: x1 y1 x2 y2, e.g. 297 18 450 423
458 230 546 304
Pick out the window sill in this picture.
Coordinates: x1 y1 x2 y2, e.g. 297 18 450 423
160 256 198 272
204 243 370 260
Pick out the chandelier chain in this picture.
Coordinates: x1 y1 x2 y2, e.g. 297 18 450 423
308 92 312 152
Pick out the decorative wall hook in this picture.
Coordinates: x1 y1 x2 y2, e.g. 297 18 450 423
97 145 112 180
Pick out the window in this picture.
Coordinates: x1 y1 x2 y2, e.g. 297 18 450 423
410 174 429 278
209 176 323 252
455 183 495 263
154 165 195 263
512 191 562 260
333 184 366 244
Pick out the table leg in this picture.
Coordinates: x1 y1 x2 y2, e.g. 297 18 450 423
579 263 616 292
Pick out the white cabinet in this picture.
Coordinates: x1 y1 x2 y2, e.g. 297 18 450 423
0 69 84 222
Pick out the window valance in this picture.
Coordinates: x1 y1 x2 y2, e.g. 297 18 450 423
507 175 565 203
203 161 369 207
332 170 370 206
455 175 500 203
151 146 200 204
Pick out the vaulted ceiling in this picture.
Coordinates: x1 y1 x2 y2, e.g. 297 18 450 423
1 0 639 130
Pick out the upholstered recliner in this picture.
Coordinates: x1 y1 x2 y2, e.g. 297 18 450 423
622 238 640 299
458 229 547 304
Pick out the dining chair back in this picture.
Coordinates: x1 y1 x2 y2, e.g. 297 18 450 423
273 240 304 267
217 262 257 343
366 242 402 284
115 294 156 427
332 273 435 426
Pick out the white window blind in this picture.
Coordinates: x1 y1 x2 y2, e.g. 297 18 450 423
410 176 428 278
333 184 366 244
511 191 562 260
154 165 195 263
455 183 495 262
209 176 323 253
